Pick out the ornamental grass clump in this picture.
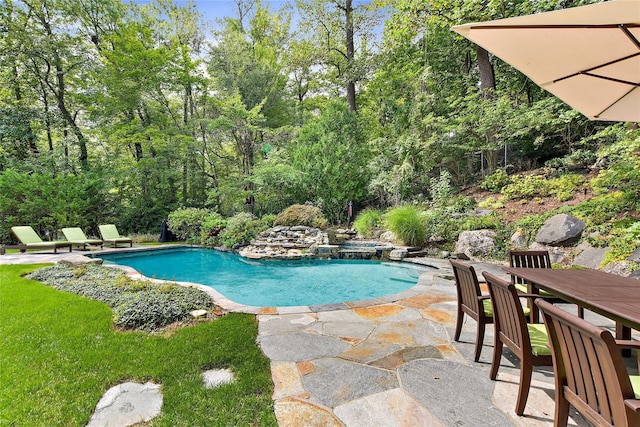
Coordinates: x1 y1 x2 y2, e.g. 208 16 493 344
383 205 426 247
353 208 383 238
29 264 216 331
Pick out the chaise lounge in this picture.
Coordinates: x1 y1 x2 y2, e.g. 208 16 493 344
98 224 133 248
62 227 104 250
0 226 73 255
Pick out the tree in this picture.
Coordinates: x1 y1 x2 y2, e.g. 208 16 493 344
295 0 383 112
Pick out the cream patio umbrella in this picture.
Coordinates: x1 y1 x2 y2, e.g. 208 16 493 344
452 0 640 122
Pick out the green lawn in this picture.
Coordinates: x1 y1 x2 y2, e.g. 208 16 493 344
0 264 276 426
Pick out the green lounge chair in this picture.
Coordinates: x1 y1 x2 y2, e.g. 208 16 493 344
98 224 133 248
1 226 73 255
61 227 103 250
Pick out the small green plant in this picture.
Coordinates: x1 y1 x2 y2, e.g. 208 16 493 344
461 214 503 231
353 208 383 238
220 212 260 248
384 205 426 247
478 196 505 210
548 173 583 201
167 207 212 241
273 204 328 228
481 169 511 193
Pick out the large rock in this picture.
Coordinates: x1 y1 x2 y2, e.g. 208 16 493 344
454 230 496 260
509 229 527 250
535 214 585 246
529 242 572 265
572 244 609 269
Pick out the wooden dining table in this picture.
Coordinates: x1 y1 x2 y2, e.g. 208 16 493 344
503 267 640 344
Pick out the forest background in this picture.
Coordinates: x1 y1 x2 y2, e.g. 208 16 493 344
0 0 638 246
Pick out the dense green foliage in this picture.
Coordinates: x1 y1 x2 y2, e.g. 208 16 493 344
273 204 327 228
219 212 261 248
29 264 215 331
0 0 635 250
0 264 276 425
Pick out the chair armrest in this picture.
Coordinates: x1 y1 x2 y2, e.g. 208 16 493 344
478 295 490 301
624 399 640 414
615 340 640 350
518 293 545 299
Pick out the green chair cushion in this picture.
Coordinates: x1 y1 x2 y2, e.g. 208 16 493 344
99 224 121 240
515 283 554 297
11 226 44 244
630 375 640 399
482 299 493 316
527 323 551 356
62 227 102 244
481 299 530 318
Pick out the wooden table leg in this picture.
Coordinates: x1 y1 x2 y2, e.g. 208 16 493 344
616 322 632 357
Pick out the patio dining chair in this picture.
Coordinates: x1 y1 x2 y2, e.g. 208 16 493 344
450 260 494 362
508 250 583 320
536 299 640 427
482 271 552 416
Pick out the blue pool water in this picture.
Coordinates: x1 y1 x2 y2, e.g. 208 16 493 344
99 248 431 307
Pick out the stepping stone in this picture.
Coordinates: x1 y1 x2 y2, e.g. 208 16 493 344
202 368 235 388
87 382 162 427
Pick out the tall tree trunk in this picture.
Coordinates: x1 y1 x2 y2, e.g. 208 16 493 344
476 45 498 175
344 0 356 112
39 15 89 168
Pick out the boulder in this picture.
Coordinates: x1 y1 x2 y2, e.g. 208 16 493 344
389 249 408 261
57 255 103 267
572 245 610 269
509 229 527 250
529 242 572 265
454 230 496 260
603 261 633 277
379 231 396 242
535 214 585 246
629 247 640 262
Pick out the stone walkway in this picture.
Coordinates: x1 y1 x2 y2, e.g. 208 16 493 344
250 259 596 427
2 249 636 426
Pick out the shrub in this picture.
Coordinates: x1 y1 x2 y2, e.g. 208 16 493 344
384 205 426 247
259 214 277 229
545 149 597 171
549 173 583 202
273 204 328 228
481 169 511 193
200 212 227 247
461 213 503 231
449 195 477 214
220 212 260 248
422 208 457 244
28 264 216 331
167 208 211 241
353 208 383 238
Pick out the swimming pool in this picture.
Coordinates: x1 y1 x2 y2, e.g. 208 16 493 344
99 248 432 307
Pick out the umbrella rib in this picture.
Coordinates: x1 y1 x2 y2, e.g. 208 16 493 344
620 25 640 50
554 52 640 85
595 86 637 120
